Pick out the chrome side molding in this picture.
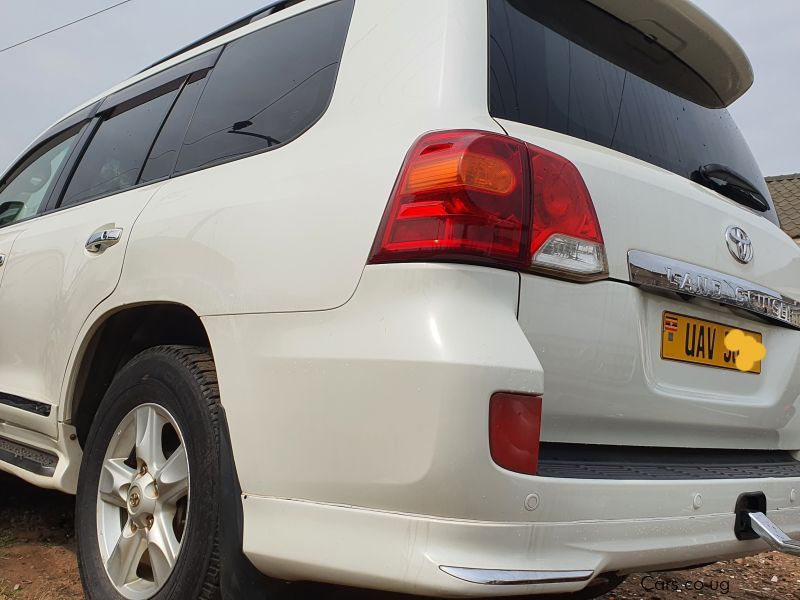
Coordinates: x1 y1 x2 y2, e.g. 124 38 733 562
749 512 800 556
439 565 594 586
628 250 800 330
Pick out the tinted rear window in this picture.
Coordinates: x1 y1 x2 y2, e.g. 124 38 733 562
489 0 776 224
174 0 353 174
139 71 210 184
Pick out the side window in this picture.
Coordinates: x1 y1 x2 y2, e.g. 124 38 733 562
139 71 210 184
60 87 180 207
174 0 353 174
0 127 82 227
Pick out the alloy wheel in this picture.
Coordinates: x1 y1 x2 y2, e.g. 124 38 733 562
95 404 190 599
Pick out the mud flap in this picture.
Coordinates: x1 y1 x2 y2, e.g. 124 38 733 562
218 407 278 599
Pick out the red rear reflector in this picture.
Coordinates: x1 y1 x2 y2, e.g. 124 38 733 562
369 130 607 280
489 392 542 476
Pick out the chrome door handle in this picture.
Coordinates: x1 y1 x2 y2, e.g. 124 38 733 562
86 228 123 253
0 254 5 267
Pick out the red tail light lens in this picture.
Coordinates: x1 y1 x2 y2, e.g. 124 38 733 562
489 392 542 476
369 130 607 280
369 131 530 268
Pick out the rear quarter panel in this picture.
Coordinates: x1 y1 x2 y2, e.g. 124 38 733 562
113 0 502 316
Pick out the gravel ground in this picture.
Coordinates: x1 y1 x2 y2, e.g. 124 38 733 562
1 472 798 600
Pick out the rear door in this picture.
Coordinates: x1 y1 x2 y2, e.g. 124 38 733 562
0 69 192 437
488 0 800 449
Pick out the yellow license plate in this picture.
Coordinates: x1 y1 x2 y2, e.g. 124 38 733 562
661 312 762 374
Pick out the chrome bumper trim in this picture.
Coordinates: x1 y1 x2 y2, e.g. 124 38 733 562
628 250 800 330
439 565 594 586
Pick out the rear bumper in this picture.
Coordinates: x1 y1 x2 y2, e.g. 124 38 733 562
202 264 543 522
203 263 800 593
242 492 800 597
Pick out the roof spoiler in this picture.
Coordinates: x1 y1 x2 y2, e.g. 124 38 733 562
587 0 754 107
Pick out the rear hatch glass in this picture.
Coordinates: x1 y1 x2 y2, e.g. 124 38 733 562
488 0 778 226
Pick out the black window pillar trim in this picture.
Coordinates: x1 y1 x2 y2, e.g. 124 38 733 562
42 118 101 214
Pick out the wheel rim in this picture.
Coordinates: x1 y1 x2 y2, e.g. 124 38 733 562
96 404 190 599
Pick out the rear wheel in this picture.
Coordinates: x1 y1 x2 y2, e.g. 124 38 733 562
76 346 222 600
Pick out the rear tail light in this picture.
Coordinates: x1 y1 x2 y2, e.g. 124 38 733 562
369 130 607 280
489 392 542 476
530 147 606 277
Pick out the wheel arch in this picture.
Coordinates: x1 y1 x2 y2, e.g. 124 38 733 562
66 302 211 446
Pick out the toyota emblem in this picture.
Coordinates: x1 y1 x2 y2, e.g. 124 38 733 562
725 226 753 264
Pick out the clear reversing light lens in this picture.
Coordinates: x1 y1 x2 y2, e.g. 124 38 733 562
533 234 607 275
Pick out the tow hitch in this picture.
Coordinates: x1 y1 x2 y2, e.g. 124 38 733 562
735 492 800 556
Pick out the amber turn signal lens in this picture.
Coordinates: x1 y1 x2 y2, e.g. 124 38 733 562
404 152 517 196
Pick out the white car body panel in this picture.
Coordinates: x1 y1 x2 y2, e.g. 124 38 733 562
112 0 500 316
202 264 541 511
240 496 800 596
0 184 162 436
519 276 800 450
0 230 19 287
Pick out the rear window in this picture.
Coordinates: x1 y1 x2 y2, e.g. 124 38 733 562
489 0 777 224
174 0 353 175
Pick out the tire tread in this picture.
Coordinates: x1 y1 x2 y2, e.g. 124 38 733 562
151 346 222 600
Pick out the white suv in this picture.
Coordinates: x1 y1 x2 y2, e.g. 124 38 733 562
1 1 799 598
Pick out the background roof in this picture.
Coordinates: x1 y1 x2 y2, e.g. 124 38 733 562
767 174 800 239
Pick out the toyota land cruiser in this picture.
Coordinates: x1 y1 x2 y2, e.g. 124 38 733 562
1 1 798 598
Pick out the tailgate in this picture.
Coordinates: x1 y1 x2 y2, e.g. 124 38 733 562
489 0 800 449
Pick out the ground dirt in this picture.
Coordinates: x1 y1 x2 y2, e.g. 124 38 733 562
1 472 798 600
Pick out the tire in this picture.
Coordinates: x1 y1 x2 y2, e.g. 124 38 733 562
76 345 222 600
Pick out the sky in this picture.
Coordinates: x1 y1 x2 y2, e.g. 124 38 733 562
692 0 799 176
0 1 797 176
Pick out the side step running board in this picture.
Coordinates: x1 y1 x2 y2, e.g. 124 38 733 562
0 435 58 477
749 512 800 557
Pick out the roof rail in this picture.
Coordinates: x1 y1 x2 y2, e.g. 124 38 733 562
137 0 306 75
